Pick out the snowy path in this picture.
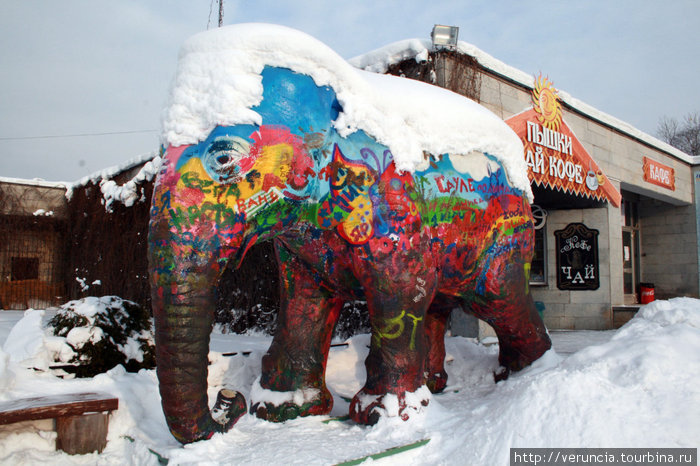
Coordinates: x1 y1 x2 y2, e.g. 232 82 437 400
549 330 615 355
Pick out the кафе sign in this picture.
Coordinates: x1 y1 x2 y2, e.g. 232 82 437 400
643 156 675 191
506 75 621 208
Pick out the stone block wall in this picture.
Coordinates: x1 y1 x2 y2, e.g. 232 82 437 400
478 73 531 120
640 201 699 299
531 207 614 330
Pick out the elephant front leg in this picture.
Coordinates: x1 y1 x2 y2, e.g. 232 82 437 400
349 247 437 425
251 244 342 422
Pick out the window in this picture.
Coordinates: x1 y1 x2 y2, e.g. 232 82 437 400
529 205 547 285
11 257 39 281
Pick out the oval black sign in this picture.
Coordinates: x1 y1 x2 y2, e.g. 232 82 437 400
554 223 599 290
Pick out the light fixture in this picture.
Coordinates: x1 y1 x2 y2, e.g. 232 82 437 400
431 25 459 50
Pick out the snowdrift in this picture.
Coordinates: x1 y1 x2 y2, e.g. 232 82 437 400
0 298 698 464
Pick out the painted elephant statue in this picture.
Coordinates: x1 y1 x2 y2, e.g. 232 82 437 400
149 24 551 444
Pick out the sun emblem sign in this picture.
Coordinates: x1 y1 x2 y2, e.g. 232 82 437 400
532 75 562 131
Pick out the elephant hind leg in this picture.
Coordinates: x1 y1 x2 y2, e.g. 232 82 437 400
469 264 551 380
474 297 551 381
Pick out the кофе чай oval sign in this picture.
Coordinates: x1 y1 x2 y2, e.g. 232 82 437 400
554 223 599 290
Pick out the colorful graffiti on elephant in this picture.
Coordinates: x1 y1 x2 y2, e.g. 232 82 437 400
149 63 551 443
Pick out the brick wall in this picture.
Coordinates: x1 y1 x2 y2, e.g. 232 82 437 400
531 207 614 330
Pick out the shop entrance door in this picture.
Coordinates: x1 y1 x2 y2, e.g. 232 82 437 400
622 227 640 304
621 196 641 304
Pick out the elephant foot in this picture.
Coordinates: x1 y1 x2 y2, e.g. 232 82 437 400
349 386 431 425
498 334 552 375
494 333 552 382
250 382 333 422
493 366 510 382
425 370 448 394
211 389 247 431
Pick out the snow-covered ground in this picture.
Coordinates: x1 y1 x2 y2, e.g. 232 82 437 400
0 298 698 465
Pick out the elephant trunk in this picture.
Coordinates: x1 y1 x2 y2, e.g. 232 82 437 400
149 222 246 443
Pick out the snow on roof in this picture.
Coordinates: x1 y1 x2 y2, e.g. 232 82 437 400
1 152 161 209
350 39 699 165
0 177 69 189
1 152 159 204
161 23 532 197
66 151 161 208
70 151 158 190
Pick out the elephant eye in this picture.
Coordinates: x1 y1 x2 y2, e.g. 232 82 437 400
216 154 231 165
203 135 253 183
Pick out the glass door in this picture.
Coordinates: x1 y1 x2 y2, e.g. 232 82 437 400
621 195 641 304
622 228 637 303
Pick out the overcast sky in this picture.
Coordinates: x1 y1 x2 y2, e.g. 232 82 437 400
1 0 698 182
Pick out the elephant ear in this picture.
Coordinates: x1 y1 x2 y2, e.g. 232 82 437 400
248 126 315 195
256 67 341 132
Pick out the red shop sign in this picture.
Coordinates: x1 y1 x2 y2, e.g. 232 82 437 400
643 157 675 191
505 75 621 207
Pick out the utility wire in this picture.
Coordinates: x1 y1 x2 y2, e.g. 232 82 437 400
0 129 158 141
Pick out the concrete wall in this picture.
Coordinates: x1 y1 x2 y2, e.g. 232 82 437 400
606 182 625 307
531 207 613 329
478 73 531 120
640 200 699 298
562 109 693 206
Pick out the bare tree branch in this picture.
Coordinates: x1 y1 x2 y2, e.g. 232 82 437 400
657 112 700 156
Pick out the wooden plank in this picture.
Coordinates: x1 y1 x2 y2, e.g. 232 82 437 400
56 412 109 454
0 392 118 425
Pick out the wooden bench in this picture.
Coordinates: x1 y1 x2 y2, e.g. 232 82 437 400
0 392 118 455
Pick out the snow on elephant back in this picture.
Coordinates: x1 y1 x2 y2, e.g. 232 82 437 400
149 23 551 443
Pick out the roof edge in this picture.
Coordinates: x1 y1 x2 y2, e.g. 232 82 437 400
350 39 697 165
0 177 69 189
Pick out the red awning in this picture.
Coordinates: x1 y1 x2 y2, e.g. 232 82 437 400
506 109 621 208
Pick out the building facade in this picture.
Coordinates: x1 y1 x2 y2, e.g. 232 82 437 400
354 41 699 330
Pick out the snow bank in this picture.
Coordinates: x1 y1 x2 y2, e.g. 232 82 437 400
2 309 52 370
0 298 697 464
430 298 699 464
351 39 698 165
161 23 531 196
0 348 13 391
